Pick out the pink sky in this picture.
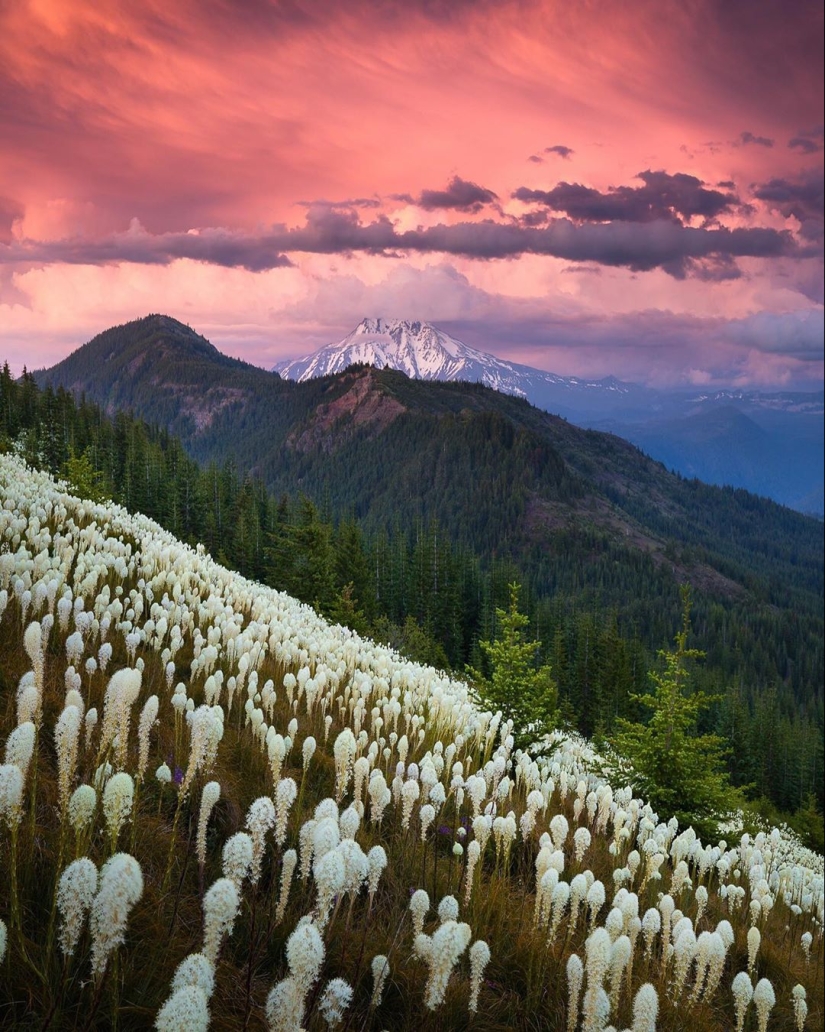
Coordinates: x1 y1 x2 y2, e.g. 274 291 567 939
0 0 822 387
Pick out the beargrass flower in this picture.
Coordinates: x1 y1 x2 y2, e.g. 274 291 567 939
222 832 254 889
196 782 221 868
246 795 276 884
469 939 491 1014
286 918 325 991
265 976 304 1032
792 984 808 1031
753 978 776 1032
371 954 390 1007
57 857 98 957
276 849 298 923
155 986 209 1032
102 771 134 848
202 877 240 964
566 953 583 1032
631 983 658 1032
171 953 215 998
732 970 753 1032
89 853 143 979
318 977 353 1028
4 722 35 780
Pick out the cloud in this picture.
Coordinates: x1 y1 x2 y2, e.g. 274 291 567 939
545 145 574 159
4 255 821 389
682 254 743 281
437 304 824 387
512 170 740 224
277 260 496 330
0 266 29 307
1 219 294 272
1 205 797 278
0 197 23 244
788 126 824 153
398 176 500 212
528 155 544 164
789 137 821 154
520 210 549 226
297 197 382 209
724 309 824 360
753 170 824 245
737 130 774 147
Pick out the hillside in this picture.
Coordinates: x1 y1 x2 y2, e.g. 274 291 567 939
0 452 822 1031
31 314 279 438
34 317 822 597
33 316 824 679
273 318 824 514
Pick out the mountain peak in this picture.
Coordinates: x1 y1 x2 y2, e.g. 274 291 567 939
34 313 263 429
274 317 523 387
354 317 436 337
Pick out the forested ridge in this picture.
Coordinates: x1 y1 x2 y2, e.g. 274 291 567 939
24 313 825 837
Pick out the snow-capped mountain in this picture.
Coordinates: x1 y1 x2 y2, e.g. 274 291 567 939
273 317 653 415
273 318 823 513
274 317 528 392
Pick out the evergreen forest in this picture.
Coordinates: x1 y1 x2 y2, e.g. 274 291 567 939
4 365 823 846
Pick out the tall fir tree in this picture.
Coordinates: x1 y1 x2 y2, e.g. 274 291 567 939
467 582 557 752
608 586 741 837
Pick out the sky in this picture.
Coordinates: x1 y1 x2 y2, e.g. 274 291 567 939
0 0 823 388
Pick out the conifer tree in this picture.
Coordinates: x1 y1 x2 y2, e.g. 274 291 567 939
468 583 557 752
60 449 111 503
608 586 740 837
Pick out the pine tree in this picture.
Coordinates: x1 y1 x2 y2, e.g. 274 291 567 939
467 583 557 752
608 586 740 837
60 449 111 503
327 583 371 638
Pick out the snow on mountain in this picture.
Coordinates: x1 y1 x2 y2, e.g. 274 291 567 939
272 319 825 449
273 318 636 404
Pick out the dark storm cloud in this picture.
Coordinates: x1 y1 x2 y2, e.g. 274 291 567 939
681 254 743 281
753 170 824 245
1 205 795 277
545 145 574 159
513 170 739 224
737 131 774 147
407 176 500 212
0 221 294 272
520 210 549 226
724 309 824 360
790 138 821 154
788 126 824 153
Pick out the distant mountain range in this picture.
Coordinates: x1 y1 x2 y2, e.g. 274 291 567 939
32 315 822 612
273 317 660 418
275 318 824 514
